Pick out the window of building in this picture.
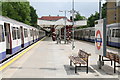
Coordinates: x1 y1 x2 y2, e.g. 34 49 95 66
0 25 5 42
115 3 117 7
117 1 120 6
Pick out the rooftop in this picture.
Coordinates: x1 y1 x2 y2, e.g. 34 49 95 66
38 16 66 21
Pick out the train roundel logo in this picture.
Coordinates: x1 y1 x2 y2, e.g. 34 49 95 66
95 30 102 50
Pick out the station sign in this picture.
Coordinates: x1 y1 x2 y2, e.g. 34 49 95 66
95 19 106 56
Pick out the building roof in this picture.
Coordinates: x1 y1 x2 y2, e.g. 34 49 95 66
38 16 66 21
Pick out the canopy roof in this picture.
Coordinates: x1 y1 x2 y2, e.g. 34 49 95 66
37 16 87 28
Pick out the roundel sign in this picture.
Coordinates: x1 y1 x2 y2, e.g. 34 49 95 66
95 30 102 50
95 19 106 56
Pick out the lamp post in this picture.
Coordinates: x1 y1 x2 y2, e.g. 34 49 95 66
98 0 102 69
72 0 75 50
68 0 78 50
99 0 102 19
59 10 67 44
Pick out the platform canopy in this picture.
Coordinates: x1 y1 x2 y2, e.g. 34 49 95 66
37 19 55 26
74 20 87 27
37 16 87 31
38 18 87 27
54 18 72 26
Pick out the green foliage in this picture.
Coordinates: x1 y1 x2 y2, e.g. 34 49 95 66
74 13 86 21
87 3 107 27
87 12 100 27
2 2 38 27
30 6 38 27
102 3 107 18
0 2 2 15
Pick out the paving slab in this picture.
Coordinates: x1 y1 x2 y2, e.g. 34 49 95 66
2 37 119 78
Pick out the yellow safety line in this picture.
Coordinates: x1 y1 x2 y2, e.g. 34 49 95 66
0 37 46 71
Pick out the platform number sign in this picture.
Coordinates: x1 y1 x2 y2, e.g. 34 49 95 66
95 19 106 56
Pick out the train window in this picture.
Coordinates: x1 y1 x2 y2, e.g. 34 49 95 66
24 28 28 38
16 28 20 39
112 29 115 37
115 29 120 38
30 30 32 37
0 25 5 42
12 27 17 40
91 31 95 36
110 30 111 37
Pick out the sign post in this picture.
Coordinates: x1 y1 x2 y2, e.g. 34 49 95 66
95 19 106 69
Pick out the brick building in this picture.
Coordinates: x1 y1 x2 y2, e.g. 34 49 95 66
107 0 120 24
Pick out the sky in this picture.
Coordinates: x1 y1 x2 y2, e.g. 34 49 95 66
29 0 106 19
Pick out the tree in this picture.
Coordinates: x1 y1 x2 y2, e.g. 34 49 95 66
87 3 107 27
87 12 99 27
102 2 107 18
1 2 38 27
0 1 2 15
74 13 86 21
30 6 38 27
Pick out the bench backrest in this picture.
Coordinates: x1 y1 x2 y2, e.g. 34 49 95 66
78 49 91 62
106 52 115 60
115 54 120 64
106 51 120 63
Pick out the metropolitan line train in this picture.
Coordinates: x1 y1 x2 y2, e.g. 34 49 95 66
0 15 45 62
74 23 120 48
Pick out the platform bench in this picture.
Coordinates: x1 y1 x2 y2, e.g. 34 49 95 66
102 52 120 73
69 49 91 73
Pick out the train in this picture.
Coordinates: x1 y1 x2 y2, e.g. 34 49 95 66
0 15 45 62
74 23 120 48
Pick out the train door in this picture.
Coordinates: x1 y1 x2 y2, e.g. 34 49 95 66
88 30 91 40
4 23 12 54
108 28 112 45
20 26 24 48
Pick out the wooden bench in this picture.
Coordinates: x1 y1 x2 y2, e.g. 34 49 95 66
102 52 120 73
69 49 91 73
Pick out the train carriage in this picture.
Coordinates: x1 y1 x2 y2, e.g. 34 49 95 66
0 15 45 62
11 24 21 54
74 23 120 48
0 21 6 61
107 23 120 48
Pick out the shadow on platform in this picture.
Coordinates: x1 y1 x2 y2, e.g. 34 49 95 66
91 65 119 75
64 65 95 75
10 67 58 71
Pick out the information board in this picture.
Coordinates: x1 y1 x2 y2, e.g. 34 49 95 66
95 19 106 56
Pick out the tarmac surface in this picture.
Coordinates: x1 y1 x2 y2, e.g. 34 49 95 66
1 37 119 79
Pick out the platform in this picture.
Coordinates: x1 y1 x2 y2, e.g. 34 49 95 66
1 37 119 78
